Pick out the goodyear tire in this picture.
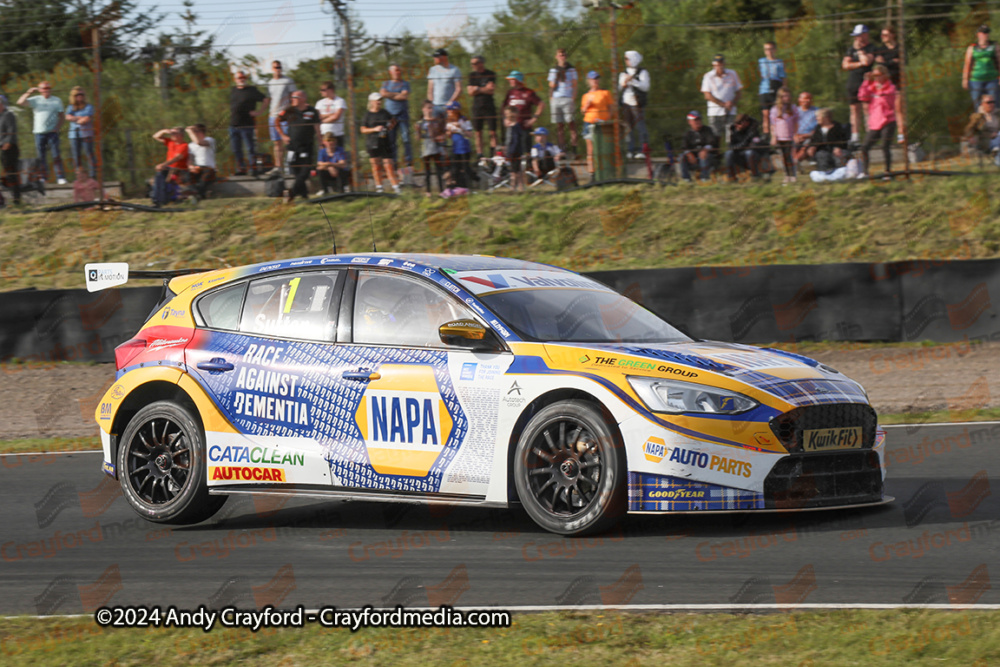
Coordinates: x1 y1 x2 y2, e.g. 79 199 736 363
117 400 225 524
514 400 626 535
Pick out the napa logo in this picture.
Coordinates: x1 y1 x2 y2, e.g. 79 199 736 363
643 436 666 463
355 365 454 477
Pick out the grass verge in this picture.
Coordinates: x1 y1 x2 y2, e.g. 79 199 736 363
1 610 998 666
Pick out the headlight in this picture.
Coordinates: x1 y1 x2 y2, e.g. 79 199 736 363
628 377 757 415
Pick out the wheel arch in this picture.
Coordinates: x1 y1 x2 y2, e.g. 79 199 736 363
111 381 203 469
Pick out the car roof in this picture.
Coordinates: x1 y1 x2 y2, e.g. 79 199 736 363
246 253 564 274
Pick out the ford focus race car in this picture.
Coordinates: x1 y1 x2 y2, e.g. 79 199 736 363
88 254 888 535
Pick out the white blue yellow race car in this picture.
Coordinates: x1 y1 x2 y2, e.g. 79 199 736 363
88 254 888 535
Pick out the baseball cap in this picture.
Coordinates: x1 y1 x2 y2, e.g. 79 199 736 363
712 54 725 63
686 110 701 120
368 92 382 102
445 101 460 110
587 70 599 79
850 24 869 36
433 48 448 57
532 127 548 135
506 70 524 82
978 24 991 34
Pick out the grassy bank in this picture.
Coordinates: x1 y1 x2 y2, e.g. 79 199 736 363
1 609 997 666
0 177 998 291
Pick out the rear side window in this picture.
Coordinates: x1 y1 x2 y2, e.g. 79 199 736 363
240 272 339 341
197 283 245 331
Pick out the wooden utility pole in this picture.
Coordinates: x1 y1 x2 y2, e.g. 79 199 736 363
92 25 105 200
330 0 359 180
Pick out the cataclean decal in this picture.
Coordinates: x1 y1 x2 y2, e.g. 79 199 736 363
209 466 287 482
208 445 305 467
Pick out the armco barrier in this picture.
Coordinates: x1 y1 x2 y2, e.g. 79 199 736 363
0 260 997 364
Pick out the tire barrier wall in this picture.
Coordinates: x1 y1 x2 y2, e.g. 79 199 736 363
0 259 997 364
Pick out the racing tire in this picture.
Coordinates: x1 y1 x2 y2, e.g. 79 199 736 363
117 400 226 524
514 400 627 536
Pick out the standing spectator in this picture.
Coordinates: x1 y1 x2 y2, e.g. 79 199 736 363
418 100 446 197
502 70 544 188
548 48 578 153
149 127 189 206
792 91 818 163
876 26 905 142
758 41 786 135
185 124 216 201
65 86 95 179
228 70 266 176
842 24 875 143
266 60 297 175
963 25 1000 108
318 132 351 194
858 65 898 178
380 66 412 168
467 55 498 158
770 88 799 183
427 48 462 116
725 114 764 181
445 102 473 190
316 81 346 149
580 71 614 182
701 54 742 145
72 166 101 203
808 108 851 173
618 50 650 158
963 95 1000 164
17 80 67 184
530 127 562 181
0 95 20 207
360 93 401 194
276 91 321 202
680 110 719 182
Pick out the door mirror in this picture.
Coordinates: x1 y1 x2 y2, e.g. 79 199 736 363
439 319 500 350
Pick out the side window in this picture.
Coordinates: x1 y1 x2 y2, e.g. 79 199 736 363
197 283 246 331
353 272 474 347
240 272 339 341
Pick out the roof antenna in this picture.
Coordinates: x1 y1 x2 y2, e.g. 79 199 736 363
366 192 377 252
319 203 337 254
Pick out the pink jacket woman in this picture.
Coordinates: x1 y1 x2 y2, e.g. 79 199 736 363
858 79 897 131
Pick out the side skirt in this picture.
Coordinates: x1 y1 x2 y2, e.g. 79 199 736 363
210 483 509 509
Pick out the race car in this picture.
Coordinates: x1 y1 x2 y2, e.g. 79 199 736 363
87 254 888 535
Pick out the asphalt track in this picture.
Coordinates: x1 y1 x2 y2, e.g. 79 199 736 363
2 422 998 616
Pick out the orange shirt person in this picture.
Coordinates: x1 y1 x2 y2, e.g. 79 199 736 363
580 71 614 179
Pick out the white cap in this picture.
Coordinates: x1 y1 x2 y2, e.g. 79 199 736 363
368 92 382 102
850 24 869 37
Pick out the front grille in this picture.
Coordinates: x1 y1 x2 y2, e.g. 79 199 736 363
769 403 877 453
764 451 883 509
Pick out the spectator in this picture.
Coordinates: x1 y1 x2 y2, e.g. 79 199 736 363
418 100 446 197
876 26 905 142
580 71 613 182
725 114 765 181
266 60 297 175
276 91 321 202
963 25 1000 108
963 94 1000 163
548 48 579 153
427 48 462 116
808 108 851 172
467 55 498 158
380 66 412 168
318 132 351 194
360 93 401 195
0 95 20 207
316 81 347 150
150 127 189 207
229 70 266 176
701 54 742 145
185 124 216 201
758 41 786 135
618 50 650 158
65 86 95 179
17 80 67 184
445 101 473 190
792 91 818 163
530 127 562 181
502 70 544 190
680 110 719 182
858 64 898 178
770 87 799 183
842 24 875 143
72 166 101 203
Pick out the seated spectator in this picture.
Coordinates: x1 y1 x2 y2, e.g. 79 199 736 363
317 132 351 194
769 88 799 183
963 94 1000 163
445 101 473 189
72 166 101 203
185 124 216 200
724 114 765 180
530 127 563 180
680 110 719 182
792 91 817 163
808 109 851 172
149 127 189 206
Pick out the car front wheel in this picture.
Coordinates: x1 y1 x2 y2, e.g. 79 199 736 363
514 400 626 535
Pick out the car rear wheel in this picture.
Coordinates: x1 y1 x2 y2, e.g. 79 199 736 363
514 400 626 536
117 400 225 524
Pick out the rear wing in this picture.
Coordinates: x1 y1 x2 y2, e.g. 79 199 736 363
84 263 210 292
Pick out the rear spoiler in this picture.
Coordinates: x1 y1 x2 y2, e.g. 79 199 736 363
84 263 210 292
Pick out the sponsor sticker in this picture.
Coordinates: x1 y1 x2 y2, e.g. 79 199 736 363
643 436 666 463
803 426 862 452
209 466 287 482
84 263 128 292
102 461 115 477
